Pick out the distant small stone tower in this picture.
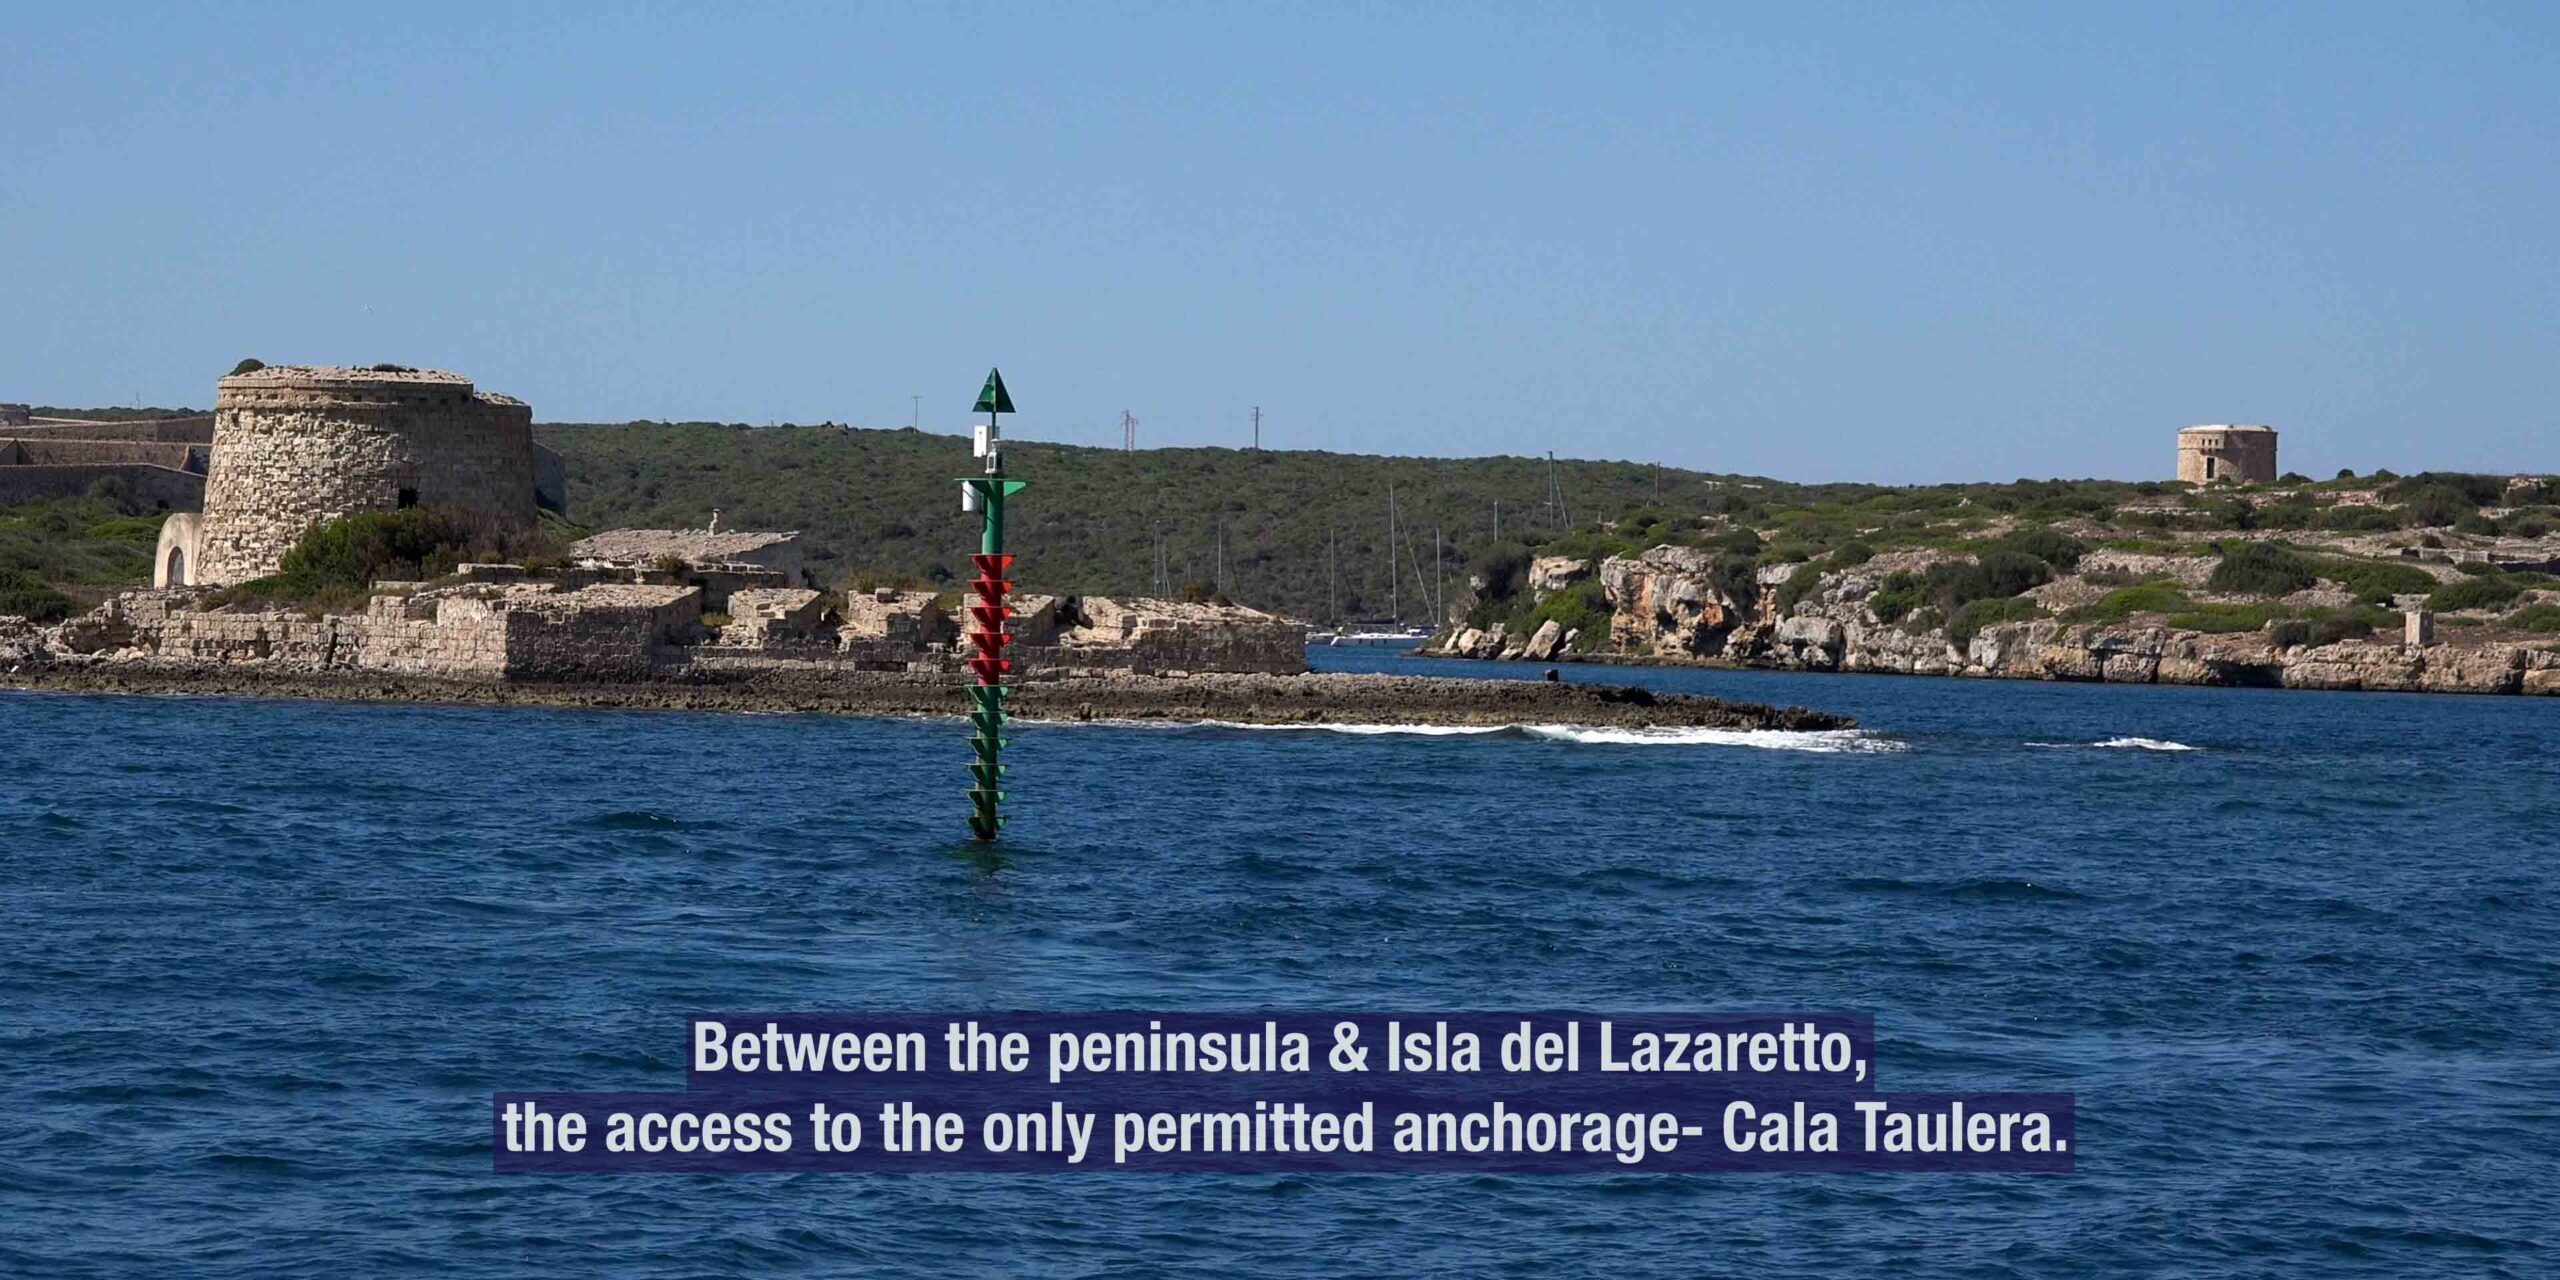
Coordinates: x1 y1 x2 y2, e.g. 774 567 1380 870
2177 424 2278 485
185 365 536 585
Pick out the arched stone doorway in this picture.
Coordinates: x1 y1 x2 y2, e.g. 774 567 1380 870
154 511 204 587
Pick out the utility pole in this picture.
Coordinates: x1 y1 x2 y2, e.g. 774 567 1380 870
1493 499 1501 542
1154 525 1168 595
1545 451 1565 528
911 394 921 431
1121 409 1137 451
1215 517 1226 592
1251 405 1262 451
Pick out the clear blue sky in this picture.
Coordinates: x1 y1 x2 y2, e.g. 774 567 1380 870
5 3 2554 482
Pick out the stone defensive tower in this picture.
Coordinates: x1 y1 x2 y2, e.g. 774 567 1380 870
2177 423 2278 486
185 366 537 585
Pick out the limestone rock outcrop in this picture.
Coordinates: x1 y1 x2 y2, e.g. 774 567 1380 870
1598 546 1751 658
1527 556 1593 601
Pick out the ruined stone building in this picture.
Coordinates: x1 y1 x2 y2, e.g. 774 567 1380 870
2177 423 2278 485
160 366 559 587
568 528 804 580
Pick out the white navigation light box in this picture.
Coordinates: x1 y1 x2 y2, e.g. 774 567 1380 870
960 480 980 513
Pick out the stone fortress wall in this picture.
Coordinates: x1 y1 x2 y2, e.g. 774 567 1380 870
0 412 215 508
2177 423 2278 485
191 366 537 585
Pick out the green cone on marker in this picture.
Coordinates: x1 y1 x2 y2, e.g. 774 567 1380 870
972 368 1015 415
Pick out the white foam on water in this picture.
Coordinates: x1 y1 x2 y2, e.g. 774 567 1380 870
1195 721 1515 737
1517 724 1902 752
2029 736 2201 752
1035 718 1901 752
1196 721 1901 752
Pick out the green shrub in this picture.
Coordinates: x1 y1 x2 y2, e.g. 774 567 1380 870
1469 544 1534 605
2268 616 2374 647
1977 549 2053 597
2426 576 2525 612
2454 559 2504 577
2168 603 2286 633
2207 541 2317 595
2065 579 2192 622
2312 556 2437 605
1869 571 1925 624
2400 484 2477 528
1830 541 1874 567
1983 527 2087 572
2503 603 2560 633
2318 504 2401 532
2508 511 2556 539
228 358 265 376
2386 472 2506 506
1771 562 1823 614
1710 551 1760 603
210 506 557 610
1947 595 2043 648
1526 578 1613 650
0 567 77 622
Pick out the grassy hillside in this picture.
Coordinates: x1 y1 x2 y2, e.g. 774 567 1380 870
1463 465 2560 649
537 421 1772 623
0 492 172 621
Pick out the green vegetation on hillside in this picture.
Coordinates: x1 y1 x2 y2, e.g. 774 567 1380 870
0 490 172 621
538 422 1778 623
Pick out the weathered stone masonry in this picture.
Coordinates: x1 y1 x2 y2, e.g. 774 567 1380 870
194 366 537 585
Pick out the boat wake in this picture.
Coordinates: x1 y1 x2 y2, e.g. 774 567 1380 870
2028 736 2201 752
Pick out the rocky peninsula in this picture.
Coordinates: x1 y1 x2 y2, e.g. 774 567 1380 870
0 584 1846 731
0 662 1849 732
1431 476 2560 698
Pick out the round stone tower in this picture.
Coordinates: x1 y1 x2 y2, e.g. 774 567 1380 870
2176 423 2278 486
193 365 536 585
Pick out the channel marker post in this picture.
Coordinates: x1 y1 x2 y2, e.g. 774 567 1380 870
959 368 1025 840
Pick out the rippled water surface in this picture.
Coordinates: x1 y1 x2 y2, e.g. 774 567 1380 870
4 652 2554 1276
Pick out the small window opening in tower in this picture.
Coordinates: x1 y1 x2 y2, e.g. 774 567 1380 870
397 487 419 509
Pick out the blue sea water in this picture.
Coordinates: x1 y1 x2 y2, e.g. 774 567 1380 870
2 651 2554 1277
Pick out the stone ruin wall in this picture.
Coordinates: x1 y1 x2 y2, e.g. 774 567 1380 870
196 370 537 585
50 583 1306 684
58 585 703 680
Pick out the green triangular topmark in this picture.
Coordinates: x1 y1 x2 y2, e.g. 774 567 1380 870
972 367 1015 415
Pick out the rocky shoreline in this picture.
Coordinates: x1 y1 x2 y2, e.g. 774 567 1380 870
1433 544 2560 697
0 662 1854 731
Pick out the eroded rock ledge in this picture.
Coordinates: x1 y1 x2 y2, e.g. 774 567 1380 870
0 663 1852 731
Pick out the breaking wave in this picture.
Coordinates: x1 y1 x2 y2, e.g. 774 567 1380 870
1195 721 1903 753
2029 736 2201 752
